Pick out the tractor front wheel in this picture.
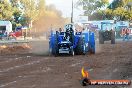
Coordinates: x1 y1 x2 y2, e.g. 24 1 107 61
111 31 115 44
54 35 59 56
70 47 75 56
99 31 104 44
76 37 85 55
89 43 95 54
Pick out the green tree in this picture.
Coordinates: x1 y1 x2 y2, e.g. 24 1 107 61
19 0 46 27
104 8 113 20
76 0 109 16
0 0 14 20
108 0 124 9
88 10 103 20
20 0 37 28
10 0 23 30
107 0 132 20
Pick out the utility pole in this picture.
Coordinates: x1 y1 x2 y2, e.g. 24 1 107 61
87 0 89 21
71 0 74 23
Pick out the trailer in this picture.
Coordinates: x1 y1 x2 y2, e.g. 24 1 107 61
0 21 12 34
49 24 95 56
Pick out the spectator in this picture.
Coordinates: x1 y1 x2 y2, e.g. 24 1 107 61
121 28 126 41
23 32 26 40
125 28 130 41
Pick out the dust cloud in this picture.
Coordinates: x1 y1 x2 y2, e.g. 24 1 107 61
29 40 49 55
95 41 101 53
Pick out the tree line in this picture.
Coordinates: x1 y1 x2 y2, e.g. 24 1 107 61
76 0 132 21
0 0 66 31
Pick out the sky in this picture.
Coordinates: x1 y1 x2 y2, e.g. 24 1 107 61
45 0 113 19
45 0 80 18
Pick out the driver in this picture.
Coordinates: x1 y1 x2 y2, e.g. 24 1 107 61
59 28 62 33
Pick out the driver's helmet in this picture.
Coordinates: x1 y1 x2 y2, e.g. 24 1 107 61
64 24 75 32
59 28 62 32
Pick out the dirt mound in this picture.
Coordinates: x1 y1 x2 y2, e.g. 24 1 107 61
0 44 31 55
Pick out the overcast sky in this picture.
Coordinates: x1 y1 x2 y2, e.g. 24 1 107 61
45 0 113 18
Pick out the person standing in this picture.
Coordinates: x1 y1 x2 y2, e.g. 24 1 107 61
125 28 130 41
122 28 126 41
23 32 26 40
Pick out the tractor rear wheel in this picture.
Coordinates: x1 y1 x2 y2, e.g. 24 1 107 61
70 46 74 56
71 50 75 56
53 35 59 56
49 45 52 56
99 31 104 44
76 37 85 55
83 44 86 55
89 42 95 54
111 31 115 44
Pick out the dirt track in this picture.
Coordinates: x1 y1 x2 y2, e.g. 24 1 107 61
0 41 132 88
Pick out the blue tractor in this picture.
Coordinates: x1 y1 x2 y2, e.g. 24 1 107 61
99 22 115 44
49 24 95 56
